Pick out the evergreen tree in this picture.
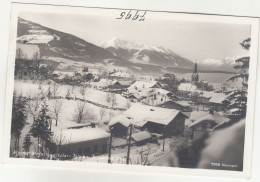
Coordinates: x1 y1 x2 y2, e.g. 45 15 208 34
11 92 28 152
30 101 52 153
227 38 250 118
23 133 32 158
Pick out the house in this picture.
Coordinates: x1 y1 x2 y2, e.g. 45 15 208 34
107 80 132 92
131 131 152 145
51 71 75 80
109 71 135 81
142 88 179 106
127 81 162 94
178 83 197 98
208 93 228 112
116 104 187 136
90 79 110 90
188 110 229 140
108 115 131 137
53 127 110 156
157 100 192 112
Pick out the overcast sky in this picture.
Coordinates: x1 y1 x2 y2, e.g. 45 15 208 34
19 10 251 62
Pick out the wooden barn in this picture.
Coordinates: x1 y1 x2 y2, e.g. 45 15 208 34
53 127 110 156
157 100 192 112
188 110 230 140
208 93 228 112
121 104 188 136
108 115 131 137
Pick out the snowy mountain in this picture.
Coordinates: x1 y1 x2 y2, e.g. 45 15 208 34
16 18 235 74
17 17 120 64
99 37 194 68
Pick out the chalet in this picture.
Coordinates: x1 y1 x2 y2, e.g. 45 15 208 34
109 71 135 81
127 93 143 102
188 110 229 140
51 71 75 79
107 80 132 92
157 100 192 112
208 93 228 112
195 90 215 103
108 115 131 137
54 128 110 156
142 88 179 106
119 104 188 136
90 79 110 90
178 83 197 98
127 81 162 94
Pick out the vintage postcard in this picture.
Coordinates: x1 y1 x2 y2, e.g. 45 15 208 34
2 3 259 179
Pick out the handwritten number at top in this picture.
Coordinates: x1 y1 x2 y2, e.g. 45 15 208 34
116 10 146 21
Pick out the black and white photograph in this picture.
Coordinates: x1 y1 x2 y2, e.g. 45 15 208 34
2 3 259 179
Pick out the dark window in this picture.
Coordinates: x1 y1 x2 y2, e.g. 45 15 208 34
78 147 83 155
66 149 71 155
24 71 27 76
102 144 107 153
94 145 98 153
84 148 90 155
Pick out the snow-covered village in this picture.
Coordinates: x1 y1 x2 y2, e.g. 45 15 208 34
9 13 251 171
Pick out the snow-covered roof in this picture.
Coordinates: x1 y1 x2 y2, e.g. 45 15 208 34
178 83 197 92
175 101 191 107
189 111 209 121
123 103 186 126
132 131 152 142
189 111 229 128
109 115 131 127
53 128 110 145
153 88 172 95
209 93 228 104
128 81 160 91
110 72 132 78
52 71 75 78
118 81 132 86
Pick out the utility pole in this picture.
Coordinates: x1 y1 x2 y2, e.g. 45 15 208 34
162 126 166 151
126 124 133 165
108 127 113 163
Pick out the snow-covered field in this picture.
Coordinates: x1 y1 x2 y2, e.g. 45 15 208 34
14 80 130 109
13 80 130 153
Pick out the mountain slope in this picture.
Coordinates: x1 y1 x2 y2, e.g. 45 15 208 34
100 37 194 68
17 17 120 63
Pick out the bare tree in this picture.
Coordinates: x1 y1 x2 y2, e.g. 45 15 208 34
137 144 152 165
51 99 63 127
80 82 87 98
99 108 106 122
51 129 72 155
27 91 44 123
73 101 97 123
106 92 111 104
73 101 86 123
111 93 117 108
108 112 114 122
53 83 59 99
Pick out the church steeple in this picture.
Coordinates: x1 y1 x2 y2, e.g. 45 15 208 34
191 62 199 85
193 62 198 74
